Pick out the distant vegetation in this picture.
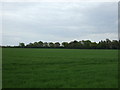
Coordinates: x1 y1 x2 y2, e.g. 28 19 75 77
2 39 120 49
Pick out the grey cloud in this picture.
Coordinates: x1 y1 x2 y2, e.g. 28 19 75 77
2 2 118 45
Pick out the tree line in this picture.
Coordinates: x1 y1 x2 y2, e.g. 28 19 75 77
2 39 120 49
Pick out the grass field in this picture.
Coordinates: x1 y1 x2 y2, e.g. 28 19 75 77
2 48 118 88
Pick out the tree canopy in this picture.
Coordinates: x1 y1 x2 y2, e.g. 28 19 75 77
2 39 120 49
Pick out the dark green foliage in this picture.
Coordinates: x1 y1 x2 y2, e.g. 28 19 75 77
2 39 120 49
54 42 60 48
62 42 69 48
91 42 97 49
49 42 55 48
2 48 118 88
43 42 49 48
19 43 25 48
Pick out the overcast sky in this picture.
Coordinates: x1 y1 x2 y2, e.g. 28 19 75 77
1 2 118 46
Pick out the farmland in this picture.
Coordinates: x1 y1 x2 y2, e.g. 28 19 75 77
2 48 118 88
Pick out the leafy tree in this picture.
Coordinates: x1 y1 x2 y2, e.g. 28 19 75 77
19 43 25 48
105 39 112 49
54 42 60 48
82 40 91 49
38 41 43 47
62 42 69 48
78 41 83 49
97 40 106 49
68 40 80 49
4 39 119 49
91 42 97 49
49 42 54 48
26 43 34 48
43 42 48 48
33 42 39 47
111 40 119 49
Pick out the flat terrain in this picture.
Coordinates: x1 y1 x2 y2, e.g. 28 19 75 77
2 48 118 88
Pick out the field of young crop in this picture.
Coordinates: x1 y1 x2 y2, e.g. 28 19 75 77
2 48 118 88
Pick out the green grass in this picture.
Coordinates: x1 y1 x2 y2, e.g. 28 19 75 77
0 48 2 89
2 48 118 88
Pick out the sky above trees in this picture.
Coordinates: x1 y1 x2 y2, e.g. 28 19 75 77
1 2 118 46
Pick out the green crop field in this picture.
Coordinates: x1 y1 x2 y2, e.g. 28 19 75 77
2 48 118 88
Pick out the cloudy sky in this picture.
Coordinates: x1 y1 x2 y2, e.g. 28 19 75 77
1 2 118 46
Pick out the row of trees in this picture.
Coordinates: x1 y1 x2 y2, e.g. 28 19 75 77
16 39 120 49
